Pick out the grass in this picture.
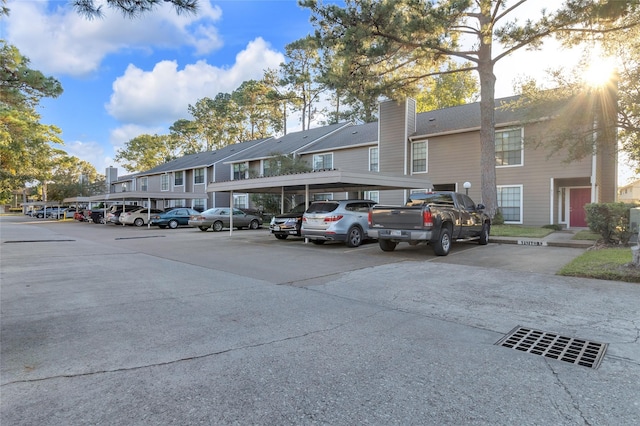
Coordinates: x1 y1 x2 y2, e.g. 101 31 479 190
558 247 640 283
492 225 640 283
491 224 555 238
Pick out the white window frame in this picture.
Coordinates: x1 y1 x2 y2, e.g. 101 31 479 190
313 193 333 201
495 128 524 168
313 153 333 171
140 177 148 192
194 168 205 185
161 174 170 191
411 140 428 174
364 190 379 203
233 194 248 208
174 170 184 187
369 147 379 172
232 162 249 180
497 184 524 224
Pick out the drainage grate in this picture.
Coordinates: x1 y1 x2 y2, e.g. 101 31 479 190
496 326 607 369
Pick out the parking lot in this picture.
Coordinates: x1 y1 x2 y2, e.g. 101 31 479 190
2 215 640 425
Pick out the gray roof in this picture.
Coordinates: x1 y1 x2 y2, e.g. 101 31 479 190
299 121 378 154
222 122 351 163
139 137 272 175
414 95 536 137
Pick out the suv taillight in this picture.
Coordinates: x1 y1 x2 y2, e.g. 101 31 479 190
324 215 343 222
368 210 372 226
423 210 433 229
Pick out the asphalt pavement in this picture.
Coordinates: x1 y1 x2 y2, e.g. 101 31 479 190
1 216 639 425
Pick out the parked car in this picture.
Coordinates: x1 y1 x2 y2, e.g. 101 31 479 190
301 199 377 247
188 207 263 232
107 205 143 225
120 208 165 227
50 207 81 219
269 203 306 239
31 207 55 218
150 208 201 229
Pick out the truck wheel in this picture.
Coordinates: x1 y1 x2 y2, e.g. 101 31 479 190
345 226 363 247
479 223 490 245
274 234 288 240
379 239 397 252
432 226 451 256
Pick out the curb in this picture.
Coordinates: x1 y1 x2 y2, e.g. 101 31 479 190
489 237 594 249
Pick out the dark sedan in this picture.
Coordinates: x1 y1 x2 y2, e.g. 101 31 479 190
188 207 263 232
269 203 306 239
149 208 200 229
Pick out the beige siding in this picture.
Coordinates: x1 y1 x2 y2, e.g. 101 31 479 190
422 120 594 226
379 100 410 174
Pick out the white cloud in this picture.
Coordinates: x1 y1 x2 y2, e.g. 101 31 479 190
5 0 223 76
105 38 285 126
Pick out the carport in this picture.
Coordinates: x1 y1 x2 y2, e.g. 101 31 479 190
206 169 433 233
74 191 205 227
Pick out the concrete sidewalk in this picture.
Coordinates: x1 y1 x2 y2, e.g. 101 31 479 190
490 229 595 249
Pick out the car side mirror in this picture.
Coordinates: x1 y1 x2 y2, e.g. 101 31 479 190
477 204 485 210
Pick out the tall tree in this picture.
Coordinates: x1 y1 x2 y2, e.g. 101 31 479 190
280 36 326 130
47 155 103 201
302 0 640 218
114 134 180 172
188 93 242 150
232 80 284 141
0 41 63 203
71 0 198 18
169 119 201 155
262 68 298 135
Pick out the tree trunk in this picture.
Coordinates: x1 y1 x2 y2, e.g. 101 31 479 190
476 9 498 219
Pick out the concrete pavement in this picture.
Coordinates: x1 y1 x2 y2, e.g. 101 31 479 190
1 216 639 425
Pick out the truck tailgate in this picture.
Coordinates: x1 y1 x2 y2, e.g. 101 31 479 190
370 206 425 229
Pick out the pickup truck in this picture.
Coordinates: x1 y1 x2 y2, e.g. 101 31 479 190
367 191 491 256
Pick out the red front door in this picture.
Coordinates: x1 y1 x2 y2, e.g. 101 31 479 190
569 188 591 228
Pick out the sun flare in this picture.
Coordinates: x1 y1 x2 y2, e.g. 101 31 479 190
583 56 617 87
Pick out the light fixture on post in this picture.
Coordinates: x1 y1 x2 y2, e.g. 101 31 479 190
463 181 471 195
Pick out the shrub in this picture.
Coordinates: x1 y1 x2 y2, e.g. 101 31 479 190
492 208 504 225
585 202 637 245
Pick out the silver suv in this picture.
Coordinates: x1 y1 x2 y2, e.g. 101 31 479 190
301 199 377 247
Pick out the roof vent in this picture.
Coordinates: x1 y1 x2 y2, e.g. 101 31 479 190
429 117 436 121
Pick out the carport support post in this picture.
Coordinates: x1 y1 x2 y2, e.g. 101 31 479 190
304 184 309 244
280 187 285 214
229 191 234 235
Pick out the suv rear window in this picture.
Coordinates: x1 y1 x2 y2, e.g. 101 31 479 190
306 202 339 213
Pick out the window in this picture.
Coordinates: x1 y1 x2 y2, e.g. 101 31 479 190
495 128 523 166
194 168 205 184
412 141 427 173
313 193 333 201
313 153 333 171
161 174 169 191
497 185 523 223
193 199 205 212
140 177 148 192
233 194 248 208
174 171 184 186
364 191 379 203
369 147 379 172
233 163 248 180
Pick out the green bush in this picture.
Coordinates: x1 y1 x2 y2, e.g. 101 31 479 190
585 202 637 244
492 208 504 225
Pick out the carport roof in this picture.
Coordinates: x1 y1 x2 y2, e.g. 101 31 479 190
206 169 432 195
84 191 205 202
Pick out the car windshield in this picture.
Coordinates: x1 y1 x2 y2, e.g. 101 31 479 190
306 202 339 213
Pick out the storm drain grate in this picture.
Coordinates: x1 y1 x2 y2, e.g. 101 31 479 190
495 326 607 369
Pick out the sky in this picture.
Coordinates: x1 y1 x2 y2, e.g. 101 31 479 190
2 0 636 184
